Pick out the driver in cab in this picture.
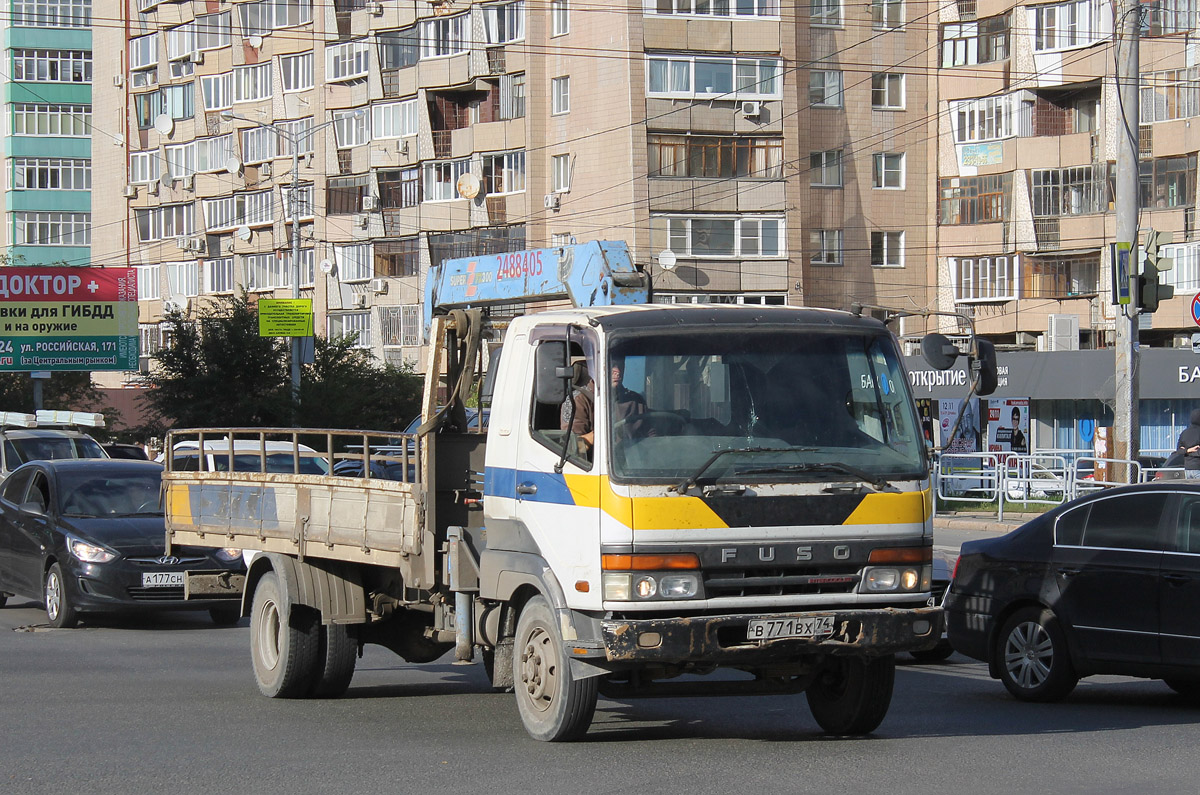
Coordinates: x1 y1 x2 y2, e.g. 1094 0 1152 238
562 357 649 459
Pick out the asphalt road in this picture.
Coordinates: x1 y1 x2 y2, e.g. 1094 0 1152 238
3 581 1199 795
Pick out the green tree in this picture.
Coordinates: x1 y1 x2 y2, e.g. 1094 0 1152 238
298 334 422 431
0 371 105 416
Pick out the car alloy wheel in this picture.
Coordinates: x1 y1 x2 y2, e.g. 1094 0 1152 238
995 606 1077 702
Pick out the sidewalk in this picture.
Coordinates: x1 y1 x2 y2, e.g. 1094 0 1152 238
932 511 1027 533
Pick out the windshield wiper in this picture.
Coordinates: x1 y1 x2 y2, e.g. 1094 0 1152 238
739 462 894 492
673 447 817 495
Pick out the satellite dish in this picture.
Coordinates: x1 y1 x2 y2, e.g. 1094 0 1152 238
319 259 335 275
246 35 263 48
159 171 173 190
658 250 678 271
456 172 480 199
153 114 174 136
224 156 243 175
235 225 252 242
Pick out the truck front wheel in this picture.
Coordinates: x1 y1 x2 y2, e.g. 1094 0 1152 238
513 596 598 741
250 571 320 698
806 654 895 735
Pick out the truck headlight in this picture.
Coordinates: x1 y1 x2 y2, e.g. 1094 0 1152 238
601 572 700 601
861 564 931 593
658 574 698 598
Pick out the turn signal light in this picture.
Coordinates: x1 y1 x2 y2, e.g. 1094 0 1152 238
868 547 932 564
601 553 700 571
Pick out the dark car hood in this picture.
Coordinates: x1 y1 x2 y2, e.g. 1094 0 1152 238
61 515 168 556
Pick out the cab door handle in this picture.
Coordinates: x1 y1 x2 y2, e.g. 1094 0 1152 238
516 483 537 496
1164 572 1190 585
1056 567 1081 578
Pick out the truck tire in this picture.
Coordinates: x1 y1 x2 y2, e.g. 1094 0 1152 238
806 654 895 735
513 596 598 741
308 623 357 698
250 571 320 698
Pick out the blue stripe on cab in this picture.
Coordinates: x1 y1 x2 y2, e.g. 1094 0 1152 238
484 466 576 506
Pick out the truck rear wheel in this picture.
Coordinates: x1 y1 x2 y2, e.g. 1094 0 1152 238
308 623 357 698
806 654 895 735
250 571 320 698
513 596 598 741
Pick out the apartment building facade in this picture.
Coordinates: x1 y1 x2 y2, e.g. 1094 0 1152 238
1 0 93 268
87 0 936 377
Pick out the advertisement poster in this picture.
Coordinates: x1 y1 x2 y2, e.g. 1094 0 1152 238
988 398 1030 455
939 397 981 454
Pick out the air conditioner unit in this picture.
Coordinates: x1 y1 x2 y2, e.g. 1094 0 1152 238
182 174 195 191
1046 313 1080 352
544 193 560 210
148 181 160 196
187 236 207 253
362 195 379 211
259 162 272 177
740 101 762 118
112 75 124 88
187 51 204 65
370 2 384 14
122 184 138 199
369 278 388 294
351 293 367 309
176 236 191 251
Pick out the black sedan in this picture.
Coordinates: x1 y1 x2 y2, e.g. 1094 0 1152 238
0 459 244 628
946 482 1200 701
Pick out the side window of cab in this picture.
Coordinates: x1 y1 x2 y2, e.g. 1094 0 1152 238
529 334 595 470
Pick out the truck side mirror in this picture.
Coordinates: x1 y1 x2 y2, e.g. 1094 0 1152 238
920 333 959 370
534 341 570 405
973 339 998 396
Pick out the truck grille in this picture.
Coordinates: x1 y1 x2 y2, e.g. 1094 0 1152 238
703 566 860 598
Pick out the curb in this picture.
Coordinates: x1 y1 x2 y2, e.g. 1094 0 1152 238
932 516 1023 533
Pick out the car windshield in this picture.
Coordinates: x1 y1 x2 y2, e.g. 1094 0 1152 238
6 435 105 467
172 451 331 474
57 471 163 517
607 328 925 483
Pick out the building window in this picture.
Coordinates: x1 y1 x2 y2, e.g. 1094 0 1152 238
281 52 313 92
656 214 785 258
871 231 904 268
482 151 526 195
165 261 200 298
654 293 787 305
378 168 420 208
1145 0 1198 35
871 74 904 109
871 0 902 28
280 248 315 287
649 135 783 179
201 73 233 111
13 212 90 245
809 70 843 107
380 304 421 346
280 185 314 221
129 151 160 184
161 84 194 120
329 311 371 348
135 204 195 242
1032 0 1104 52
234 63 272 103
238 0 312 36
1140 155 1197 209
12 0 91 28
810 229 843 265
165 135 236 178
327 175 369 215
648 0 780 17
952 255 1018 302
129 33 158 82
202 190 273 231
12 49 90 83
420 14 467 59
13 157 90 190
12 103 90 136
1023 254 1099 298
376 239 419 277
483 1 525 44
245 252 290 291
648 56 782 99
1032 166 1108 216
423 159 470 201
167 12 230 60
137 265 161 301
551 76 570 114
1141 67 1200 123
239 127 276 165
1162 243 1200 291
552 154 572 192
336 244 373 282
941 15 1010 67
139 323 163 356
952 94 1016 142
939 174 1012 224
372 99 418 139
206 257 235 294
810 150 843 187
552 0 569 34
326 40 370 83
872 153 904 189
333 109 370 148
810 0 841 25
378 26 419 69
501 73 526 119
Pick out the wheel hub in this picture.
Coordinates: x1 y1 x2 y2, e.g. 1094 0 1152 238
519 627 554 712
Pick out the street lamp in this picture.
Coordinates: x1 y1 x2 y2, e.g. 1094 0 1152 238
220 108 365 418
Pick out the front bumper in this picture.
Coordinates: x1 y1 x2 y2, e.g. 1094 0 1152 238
600 606 943 664
69 561 244 613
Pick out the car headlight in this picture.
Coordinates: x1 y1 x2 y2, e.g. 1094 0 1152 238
68 537 116 564
214 547 241 562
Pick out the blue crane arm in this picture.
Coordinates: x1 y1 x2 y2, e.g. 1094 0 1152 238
422 240 648 341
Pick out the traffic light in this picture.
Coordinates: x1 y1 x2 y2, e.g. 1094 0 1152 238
1137 229 1175 314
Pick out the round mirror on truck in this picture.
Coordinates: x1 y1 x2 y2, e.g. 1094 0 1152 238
920 333 959 371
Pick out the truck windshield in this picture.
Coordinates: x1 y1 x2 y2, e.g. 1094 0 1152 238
607 329 925 483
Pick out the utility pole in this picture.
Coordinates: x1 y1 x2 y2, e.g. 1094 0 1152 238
1114 0 1140 481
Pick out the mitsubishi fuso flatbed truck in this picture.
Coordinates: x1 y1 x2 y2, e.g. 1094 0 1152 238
165 240 992 740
